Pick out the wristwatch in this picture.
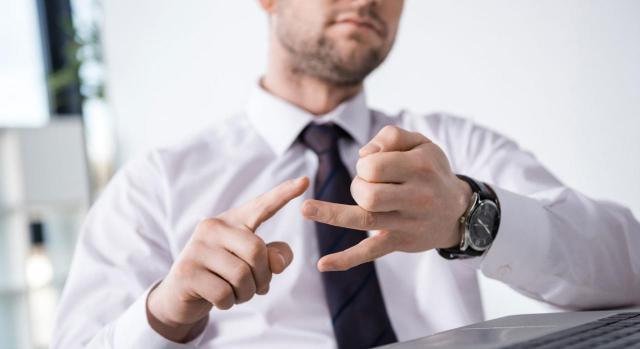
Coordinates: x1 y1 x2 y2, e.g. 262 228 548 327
437 175 501 260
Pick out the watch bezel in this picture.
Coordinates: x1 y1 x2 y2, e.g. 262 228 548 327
437 175 501 260
465 199 499 251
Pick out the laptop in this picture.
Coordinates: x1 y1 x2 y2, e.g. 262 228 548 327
377 309 640 349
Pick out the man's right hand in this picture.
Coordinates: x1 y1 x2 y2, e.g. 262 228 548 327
146 176 309 343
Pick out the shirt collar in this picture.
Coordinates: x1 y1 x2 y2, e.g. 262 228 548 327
245 82 371 156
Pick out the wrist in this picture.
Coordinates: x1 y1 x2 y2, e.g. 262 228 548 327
146 281 207 343
443 177 473 248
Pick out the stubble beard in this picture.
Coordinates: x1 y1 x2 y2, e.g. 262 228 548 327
277 25 386 87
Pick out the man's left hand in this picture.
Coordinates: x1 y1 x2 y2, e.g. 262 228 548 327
301 125 472 272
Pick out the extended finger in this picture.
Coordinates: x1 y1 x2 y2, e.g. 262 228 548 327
317 232 395 272
360 125 429 157
301 200 399 231
195 247 257 303
266 241 294 274
241 176 310 231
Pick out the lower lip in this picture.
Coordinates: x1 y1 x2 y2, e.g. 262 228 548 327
334 21 379 35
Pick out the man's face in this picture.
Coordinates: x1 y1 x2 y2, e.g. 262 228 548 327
272 0 404 86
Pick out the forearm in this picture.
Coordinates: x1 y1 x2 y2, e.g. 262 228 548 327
479 186 640 309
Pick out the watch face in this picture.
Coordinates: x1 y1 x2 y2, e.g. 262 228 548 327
468 201 499 250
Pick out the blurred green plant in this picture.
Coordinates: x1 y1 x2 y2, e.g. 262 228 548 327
48 4 105 102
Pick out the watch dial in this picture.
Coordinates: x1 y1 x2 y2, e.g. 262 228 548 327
469 201 499 250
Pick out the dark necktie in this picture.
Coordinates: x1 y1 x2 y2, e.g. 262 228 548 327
300 123 398 349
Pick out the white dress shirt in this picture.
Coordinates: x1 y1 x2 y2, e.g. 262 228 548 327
53 85 640 348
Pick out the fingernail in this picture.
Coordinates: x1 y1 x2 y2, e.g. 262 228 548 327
295 176 306 184
302 202 318 217
277 253 286 267
359 143 381 157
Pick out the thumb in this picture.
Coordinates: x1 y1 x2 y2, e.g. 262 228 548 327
266 241 293 274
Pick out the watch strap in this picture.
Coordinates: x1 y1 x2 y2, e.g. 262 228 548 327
457 174 498 203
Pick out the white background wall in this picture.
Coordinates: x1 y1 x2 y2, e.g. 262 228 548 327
103 0 640 320
0 0 49 126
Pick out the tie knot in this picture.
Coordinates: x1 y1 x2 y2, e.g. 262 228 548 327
300 123 349 155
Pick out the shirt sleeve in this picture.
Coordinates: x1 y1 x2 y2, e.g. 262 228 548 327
436 114 640 309
51 152 205 348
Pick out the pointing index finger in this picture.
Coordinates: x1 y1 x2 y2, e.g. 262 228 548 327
301 199 397 231
241 176 310 231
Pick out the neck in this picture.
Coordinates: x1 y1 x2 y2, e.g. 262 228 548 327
261 37 363 116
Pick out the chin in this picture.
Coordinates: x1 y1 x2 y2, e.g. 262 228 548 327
338 46 382 67
334 38 381 57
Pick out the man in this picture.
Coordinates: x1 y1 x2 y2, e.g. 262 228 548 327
53 0 640 348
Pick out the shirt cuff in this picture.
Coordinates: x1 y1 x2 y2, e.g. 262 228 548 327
475 186 552 286
112 282 207 349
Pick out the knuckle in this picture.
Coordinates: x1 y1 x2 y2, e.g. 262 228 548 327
190 232 207 247
382 125 402 144
245 239 266 264
357 157 381 181
325 207 339 225
236 287 256 304
361 211 378 229
232 270 257 304
184 229 205 246
359 188 381 211
217 300 233 310
215 284 235 309
219 282 233 297
174 260 196 281
350 179 359 198
355 159 368 179
188 238 209 257
231 263 253 286
236 293 254 304
198 217 224 232
412 150 433 173
350 179 366 206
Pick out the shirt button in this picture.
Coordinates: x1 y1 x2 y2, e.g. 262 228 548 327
497 264 512 278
